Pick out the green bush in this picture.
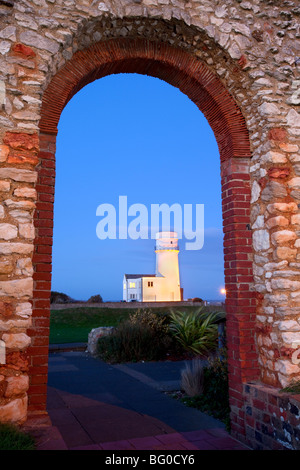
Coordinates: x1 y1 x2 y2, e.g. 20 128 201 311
168 307 225 355
87 294 103 303
0 423 36 450
129 309 169 337
97 318 172 363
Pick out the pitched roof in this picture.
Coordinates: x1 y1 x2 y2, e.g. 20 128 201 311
124 274 156 279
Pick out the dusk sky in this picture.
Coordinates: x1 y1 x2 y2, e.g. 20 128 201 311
51 73 225 302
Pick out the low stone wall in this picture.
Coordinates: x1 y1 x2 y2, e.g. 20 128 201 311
242 382 300 450
50 301 216 310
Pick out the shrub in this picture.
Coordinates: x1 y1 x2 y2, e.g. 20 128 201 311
192 297 203 303
50 291 73 304
129 309 169 338
0 423 36 450
168 307 225 355
181 351 230 430
181 359 204 397
97 317 172 363
87 294 103 303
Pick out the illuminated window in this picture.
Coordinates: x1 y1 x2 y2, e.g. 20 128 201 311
129 282 136 288
123 283 126 289
148 281 153 287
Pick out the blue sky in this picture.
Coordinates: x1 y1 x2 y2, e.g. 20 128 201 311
51 73 225 301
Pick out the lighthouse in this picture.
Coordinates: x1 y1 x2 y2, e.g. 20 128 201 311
123 231 182 302
155 232 181 301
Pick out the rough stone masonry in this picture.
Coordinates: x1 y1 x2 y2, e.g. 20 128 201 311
0 0 299 450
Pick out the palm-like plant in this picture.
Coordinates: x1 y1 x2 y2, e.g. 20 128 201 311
168 307 225 355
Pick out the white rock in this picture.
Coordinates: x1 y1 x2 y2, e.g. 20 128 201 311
20 30 59 54
258 102 280 116
0 243 33 255
251 180 261 203
252 215 264 229
16 302 32 318
288 177 300 189
19 223 35 239
9 210 32 224
276 320 300 331
0 41 11 55
13 187 37 199
0 223 18 240
5 199 35 210
264 151 287 164
271 278 300 291
0 26 16 41
287 109 300 128
228 41 241 60
275 360 300 375
253 229 270 251
282 332 300 345
0 80 5 107
0 278 33 298
0 168 37 183
16 258 33 276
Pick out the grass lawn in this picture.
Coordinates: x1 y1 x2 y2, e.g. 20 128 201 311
49 307 132 344
49 305 225 344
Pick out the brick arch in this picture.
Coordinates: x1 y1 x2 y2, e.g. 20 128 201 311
40 38 250 163
31 38 259 439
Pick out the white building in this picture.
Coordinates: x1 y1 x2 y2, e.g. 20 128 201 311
123 232 182 302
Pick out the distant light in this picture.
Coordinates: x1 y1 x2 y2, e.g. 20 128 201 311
220 288 226 295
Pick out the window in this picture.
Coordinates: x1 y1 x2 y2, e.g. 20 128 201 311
148 281 153 287
123 283 126 289
130 294 135 299
129 282 136 288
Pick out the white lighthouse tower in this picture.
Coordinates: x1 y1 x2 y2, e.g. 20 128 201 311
122 231 182 302
155 231 181 301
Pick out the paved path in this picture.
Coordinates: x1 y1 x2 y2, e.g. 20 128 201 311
26 351 250 451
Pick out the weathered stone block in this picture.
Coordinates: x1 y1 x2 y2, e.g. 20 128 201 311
13 187 36 199
271 230 297 245
4 375 29 398
274 247 297 261
0 145 9 162
0 181 10 192
0 243 33 255
0 396 28 424
2 333 31 350
0 278 33 298
0 168 37 183
253 229 270 251
0 223 18 240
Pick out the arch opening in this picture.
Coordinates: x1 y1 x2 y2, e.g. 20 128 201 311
30 38 259 439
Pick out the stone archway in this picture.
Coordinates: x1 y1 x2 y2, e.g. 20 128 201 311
30 37 258 441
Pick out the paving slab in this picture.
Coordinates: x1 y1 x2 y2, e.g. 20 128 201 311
26 350 251 451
